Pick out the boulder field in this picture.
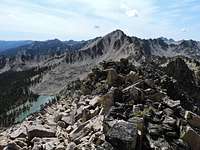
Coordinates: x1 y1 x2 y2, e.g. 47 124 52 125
1 57 200 150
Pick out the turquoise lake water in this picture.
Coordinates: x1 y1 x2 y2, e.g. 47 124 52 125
14 95 56 123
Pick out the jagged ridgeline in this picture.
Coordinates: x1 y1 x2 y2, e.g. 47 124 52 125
0 66 52 126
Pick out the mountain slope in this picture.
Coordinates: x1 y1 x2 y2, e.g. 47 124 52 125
1 30 200 95
30 30 144 94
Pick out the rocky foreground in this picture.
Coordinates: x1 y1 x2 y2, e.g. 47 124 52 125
1 57 200 150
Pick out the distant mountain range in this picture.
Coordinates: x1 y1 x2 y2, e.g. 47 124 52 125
0 39 88 56
1 30 200 59
0 29 200 94
0 40 33 53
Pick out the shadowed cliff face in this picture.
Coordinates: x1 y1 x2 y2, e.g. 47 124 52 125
166 58 195 86
64 30 137 63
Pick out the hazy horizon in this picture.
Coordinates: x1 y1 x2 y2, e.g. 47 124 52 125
0 29 199 42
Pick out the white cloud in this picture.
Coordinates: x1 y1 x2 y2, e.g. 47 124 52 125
120 3 139 17
181 28 187 32
125 9 139 17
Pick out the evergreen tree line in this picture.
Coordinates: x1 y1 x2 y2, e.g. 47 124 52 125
0 65 53 126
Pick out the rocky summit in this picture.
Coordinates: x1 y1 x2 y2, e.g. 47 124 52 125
1 56 200 150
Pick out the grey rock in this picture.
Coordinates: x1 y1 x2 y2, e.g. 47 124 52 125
163 116 176 127
125 71 139 84
165 99 180 108
97 141 114 150
105 120 137 150
146 136 171 150
175 106 186 118
165 132 178 138
54 113 63 123
147 91 166 102
106 68 120 87
69 121 90 142
123 85 144 103
62 115 74 125
148 123 163 138
31 137 59 150
99 90 114 114
3 142 21 150
128 117 144 132
57 121 67 128
28 125 55 140
144 79 155 88
181 126 200 150
10 127 27 139
32 145 43 150
89 96 101 107
13 139 27 148
0 137 8 150
132 105 142 114
66 142 76 150
185 111 200 129
171 139 190 150
56 143 65 150
163 108 174 117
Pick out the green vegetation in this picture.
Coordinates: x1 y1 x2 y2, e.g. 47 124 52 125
0 66 52 126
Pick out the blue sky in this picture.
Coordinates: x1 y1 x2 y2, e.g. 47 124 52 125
0 0 200 41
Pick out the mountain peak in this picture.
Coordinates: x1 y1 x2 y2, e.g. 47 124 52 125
113 29 125 34
157 37 176 45
106 29 126 37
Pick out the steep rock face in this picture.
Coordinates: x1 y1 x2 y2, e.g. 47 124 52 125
166 57 195 86
148 38 200 58
64 30 141 63
175 40 200 57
